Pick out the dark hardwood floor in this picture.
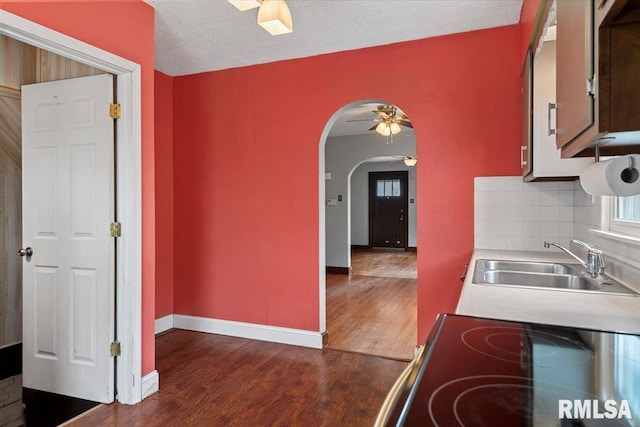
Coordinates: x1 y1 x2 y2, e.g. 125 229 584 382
326 249 417 360
69 248 416 425
69 330 407 426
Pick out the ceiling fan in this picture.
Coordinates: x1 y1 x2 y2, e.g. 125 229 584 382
348 105 413 141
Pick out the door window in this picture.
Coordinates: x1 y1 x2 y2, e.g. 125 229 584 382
376 179 401 197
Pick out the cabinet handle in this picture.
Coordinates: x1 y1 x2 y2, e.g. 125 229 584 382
586 77 596 97
547 102 557 136
521 145 527 167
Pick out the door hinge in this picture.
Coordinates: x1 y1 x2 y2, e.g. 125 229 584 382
110 222 122 237
109 103 122 119
110 341 121 357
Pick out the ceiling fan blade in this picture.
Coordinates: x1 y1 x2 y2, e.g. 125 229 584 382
400 114 410 120
368 124 378 131
374 111 390 119
398 120 414 128
346 118 378 122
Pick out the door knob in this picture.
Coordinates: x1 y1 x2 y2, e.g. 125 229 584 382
18 247 33 257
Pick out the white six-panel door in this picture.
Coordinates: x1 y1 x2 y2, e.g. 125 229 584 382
21 74 115 403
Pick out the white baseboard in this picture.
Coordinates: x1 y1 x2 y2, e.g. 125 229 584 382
173 314 324 349
155 314 174 334
141 370 159 400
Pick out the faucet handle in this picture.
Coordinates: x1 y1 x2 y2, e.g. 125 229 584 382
572 239 603 262
586 246 606 277
592 249 605 267
571 239 594 251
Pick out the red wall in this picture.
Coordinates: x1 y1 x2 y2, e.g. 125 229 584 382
0 0 157 375
154 71 174 319
173 25 522 342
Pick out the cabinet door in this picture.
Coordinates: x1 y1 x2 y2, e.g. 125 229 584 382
556 0 594 148
522 50 533 177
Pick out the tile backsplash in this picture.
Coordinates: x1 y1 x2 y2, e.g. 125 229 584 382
474 176 575 251
573 180 603 241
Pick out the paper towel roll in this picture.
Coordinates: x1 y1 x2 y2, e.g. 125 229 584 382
579 154 640 196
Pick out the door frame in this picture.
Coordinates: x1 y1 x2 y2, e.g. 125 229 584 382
368 170 409 250
0 10 144 404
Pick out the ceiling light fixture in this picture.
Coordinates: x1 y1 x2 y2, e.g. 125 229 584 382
376 122 391 136
375 121 401 136
227 0 262 11
257 0 293 35
227 0 293 36
403 156 418 167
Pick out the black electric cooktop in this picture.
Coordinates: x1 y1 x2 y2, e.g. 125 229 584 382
384 314 640 426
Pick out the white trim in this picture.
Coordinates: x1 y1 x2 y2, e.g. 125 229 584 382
155 315 174 335
115 64 143 405
318 133 327 333
173 315 324 349
0 10 143 404
141 370 159 400
589 229 640 246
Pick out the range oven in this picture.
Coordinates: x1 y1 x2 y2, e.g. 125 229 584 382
376 314 640 426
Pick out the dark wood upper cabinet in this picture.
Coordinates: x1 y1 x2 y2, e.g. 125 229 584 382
556 0 640 157
555 0 594 151
521 1 592 181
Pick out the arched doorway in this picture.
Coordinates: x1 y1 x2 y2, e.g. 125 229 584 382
319 101 418 360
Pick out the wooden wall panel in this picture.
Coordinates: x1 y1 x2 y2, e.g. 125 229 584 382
39 49 66 82
0 87 22 346
0 35 22 90
39 49 107 82
21 43 37 86
0 87 21 167
0 183 5 346
0 149 22 345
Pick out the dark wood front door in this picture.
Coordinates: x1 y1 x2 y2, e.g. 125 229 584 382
369 171 408 249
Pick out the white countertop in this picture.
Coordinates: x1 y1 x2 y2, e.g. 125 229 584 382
456 249 640 334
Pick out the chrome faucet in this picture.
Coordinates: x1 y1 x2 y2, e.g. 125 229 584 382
544 239 606 278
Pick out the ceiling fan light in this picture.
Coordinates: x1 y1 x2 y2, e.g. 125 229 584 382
403 156 417 167
227 0 262 11
390 122 401 135
376 122 391 136
258 0 293 35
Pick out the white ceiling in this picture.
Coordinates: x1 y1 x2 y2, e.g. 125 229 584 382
144 0 523 136
144 0 523 77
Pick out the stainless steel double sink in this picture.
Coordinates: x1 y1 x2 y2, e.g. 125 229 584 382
472 259 638 296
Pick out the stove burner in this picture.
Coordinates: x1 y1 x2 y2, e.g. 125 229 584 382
461 326 592 367
427 375 629 427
